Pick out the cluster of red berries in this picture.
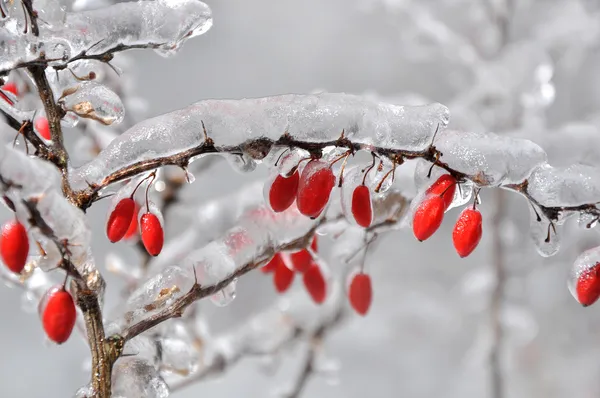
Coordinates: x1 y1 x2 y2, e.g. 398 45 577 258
1 219 76 344
261 235 373 315
261 236 326 304
106 196 164 256
267 158 373 227
413 174 483 258
1 81 51 140
106 173 164 255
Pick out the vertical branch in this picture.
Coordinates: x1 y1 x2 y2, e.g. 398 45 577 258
75 283 121 398
27 66 68 166
28 64 114 396
489 190 506 398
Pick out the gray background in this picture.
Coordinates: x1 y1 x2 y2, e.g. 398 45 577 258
2 0 600 397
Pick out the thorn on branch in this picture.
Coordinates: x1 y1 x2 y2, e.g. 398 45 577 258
201 120 214 147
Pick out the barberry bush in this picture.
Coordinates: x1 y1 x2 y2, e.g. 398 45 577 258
1 0 600 397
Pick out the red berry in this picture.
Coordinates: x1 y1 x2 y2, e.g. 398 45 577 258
0 220 29 273
140 213 164 256
426 174 456 210
262 253 282 273
273 258 294 292
296 160 336 218
452 208 482 258
123 203 140 240
2 82 18 96
303 263 326 304
35 117 51 140
290 235 318 273
352 185 373 228
40 286 76 344
576 263 600 307
412 195 445 242
268 171 300 212
106 198 135 243
348 273 372 316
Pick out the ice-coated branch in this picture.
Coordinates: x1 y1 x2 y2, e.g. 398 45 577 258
27 66 68 165
70 93 600 256
0 111 52 161
117 212 323 342
0 0 213 74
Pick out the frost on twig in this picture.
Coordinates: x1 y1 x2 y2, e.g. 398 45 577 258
0 0 213 73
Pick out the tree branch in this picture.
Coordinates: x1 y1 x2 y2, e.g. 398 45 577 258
74 132 600 232
25 64 113 398
0 43 166 75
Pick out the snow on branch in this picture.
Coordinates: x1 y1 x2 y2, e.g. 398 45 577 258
0 0 213 74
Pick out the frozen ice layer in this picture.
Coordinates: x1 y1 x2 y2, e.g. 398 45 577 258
527 163 600 207
435 130 547 187
0 0 213 72
71 93 450 187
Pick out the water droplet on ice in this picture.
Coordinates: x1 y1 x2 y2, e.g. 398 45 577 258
225 153 257 174
528 204 560 257
209 279 237 307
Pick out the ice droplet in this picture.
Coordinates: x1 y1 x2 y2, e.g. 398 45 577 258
339 165 364 225
578 212 598 229
448 180 474 211
160 322 199 375
63 82 125 125
111 358 169 398
73 383 94 398
528 203 560 257
209 278 237 307
275 149 308 177
225 153 257 174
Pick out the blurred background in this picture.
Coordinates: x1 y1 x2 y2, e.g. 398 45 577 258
3 0 600 397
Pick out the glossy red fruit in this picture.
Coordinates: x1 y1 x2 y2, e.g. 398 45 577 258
412 195 445 242
296 160 336 218
273 258 294 292
2 82 18 96
452 208 483 258
426 174 456 210
140 213 164 256
303 263 326 304
35 117 51 140
106 198 135 243
576 263 600 307
290 235 318 273
0 220 29 273
40 286 76 344
269 171 300 212
262 253 283 273
348 273 372 316
123 203 140 240
352 185 373 228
